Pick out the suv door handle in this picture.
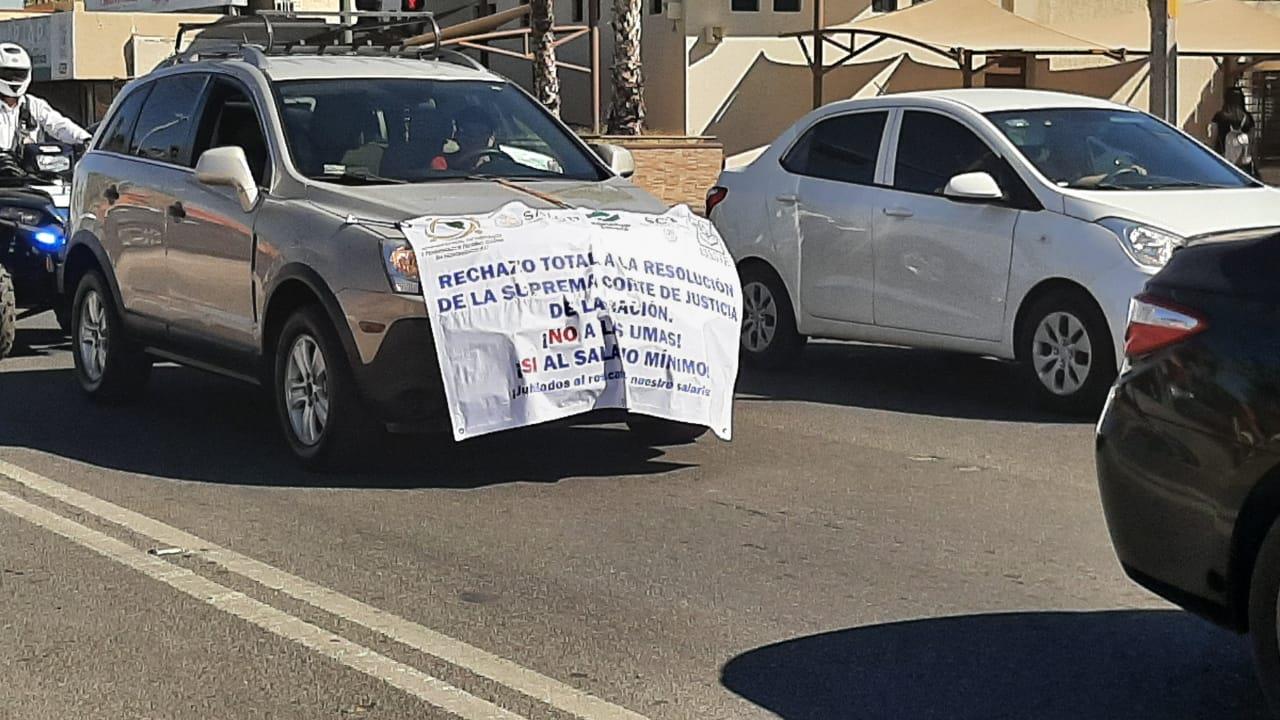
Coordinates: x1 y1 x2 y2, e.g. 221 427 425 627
103 185 119 204
775 194 798 204
167 202 186 220
882 207 914 218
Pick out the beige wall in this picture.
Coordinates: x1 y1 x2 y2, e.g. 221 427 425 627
643 11 686 132
71 10 218 79
682 0 866 39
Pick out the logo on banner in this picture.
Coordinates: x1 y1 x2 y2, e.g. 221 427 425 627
587 210 629 231
695 221 731 265
424 218 481 242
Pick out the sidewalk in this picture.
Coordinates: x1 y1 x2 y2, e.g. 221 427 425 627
1261 164 1280 186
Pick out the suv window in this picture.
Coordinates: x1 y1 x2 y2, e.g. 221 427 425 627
275 78 608 184
97 85 152 155
130 74 208 167
782 111 887 185
893 111 1000 195
191 77 271 185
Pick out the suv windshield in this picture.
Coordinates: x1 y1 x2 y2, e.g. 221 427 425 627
275 78 607 184
987 108 1254 191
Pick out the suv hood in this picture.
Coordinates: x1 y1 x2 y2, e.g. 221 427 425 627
304 178 668 222
1062 186 1280 238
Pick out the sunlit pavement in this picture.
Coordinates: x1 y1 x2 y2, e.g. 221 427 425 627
1 311 1268 719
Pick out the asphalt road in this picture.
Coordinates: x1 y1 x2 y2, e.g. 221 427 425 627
0 311 1269 720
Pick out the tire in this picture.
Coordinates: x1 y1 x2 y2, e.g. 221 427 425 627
273 305 379 471
0 264 14 360
71 270 150 402
1249 519 1280 715
1018 289 1116 416
626 415 708 446
739 263 805 370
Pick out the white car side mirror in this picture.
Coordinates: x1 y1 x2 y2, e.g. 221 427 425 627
195 146 260 213
943 171 1004 202
592 143 636 179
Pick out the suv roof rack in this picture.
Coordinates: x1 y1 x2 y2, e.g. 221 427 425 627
165 11 457 68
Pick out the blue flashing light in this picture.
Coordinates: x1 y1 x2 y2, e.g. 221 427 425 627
33 229 63 248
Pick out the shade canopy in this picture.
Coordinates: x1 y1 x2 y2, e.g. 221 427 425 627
783 0 1114 58
1059 0 1280 56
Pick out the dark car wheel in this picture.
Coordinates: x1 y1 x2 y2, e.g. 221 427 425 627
1019 290 1116 416
626 415 708 446
273 305 380 471
0 264 14 359
72 270 150 402
739 263 805 370
1250 520 1280 715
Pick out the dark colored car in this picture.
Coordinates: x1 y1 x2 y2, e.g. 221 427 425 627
1096 228 1280 711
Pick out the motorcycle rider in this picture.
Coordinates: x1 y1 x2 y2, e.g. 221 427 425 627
0 43 91 156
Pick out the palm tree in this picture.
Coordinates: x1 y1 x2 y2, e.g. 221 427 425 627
607 0 644 135
531 0 562 117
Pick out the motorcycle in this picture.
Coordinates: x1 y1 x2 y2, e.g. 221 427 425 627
0 142 74 359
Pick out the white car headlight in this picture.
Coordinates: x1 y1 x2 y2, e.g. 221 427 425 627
1100 218 1184 268
381 237 421 295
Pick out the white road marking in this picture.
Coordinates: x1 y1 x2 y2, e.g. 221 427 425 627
0 458 650 720
0 488 523 720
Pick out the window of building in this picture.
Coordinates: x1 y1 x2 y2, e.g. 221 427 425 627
773 0 800 10
782 111 888 185
872 0 897 11
650 0 662 14
731 0 759 11
574 0 585 21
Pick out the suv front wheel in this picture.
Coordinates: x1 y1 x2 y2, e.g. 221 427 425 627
273 306 379 471
72 270 151 401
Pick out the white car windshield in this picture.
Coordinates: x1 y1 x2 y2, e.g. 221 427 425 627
275 78 607 184
987 108 1255 191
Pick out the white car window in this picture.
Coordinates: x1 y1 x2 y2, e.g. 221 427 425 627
781 111 887 185
893 111 1000 196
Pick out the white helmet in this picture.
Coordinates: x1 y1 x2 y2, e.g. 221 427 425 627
0 43 31 99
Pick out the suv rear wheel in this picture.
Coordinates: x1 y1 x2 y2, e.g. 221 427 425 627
273 306 379 471
72 270 151 401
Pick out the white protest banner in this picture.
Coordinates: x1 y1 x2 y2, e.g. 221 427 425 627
401 202 742 441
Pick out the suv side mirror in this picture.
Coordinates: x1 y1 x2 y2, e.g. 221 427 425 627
591 143 636 178
195 146 260 212
943 171 1004 202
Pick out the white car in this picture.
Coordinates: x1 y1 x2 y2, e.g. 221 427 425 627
709 89 1280 412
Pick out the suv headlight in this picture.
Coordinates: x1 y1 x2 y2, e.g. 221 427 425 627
1100 218 1184 268
0 206 41 226
381 237 421 294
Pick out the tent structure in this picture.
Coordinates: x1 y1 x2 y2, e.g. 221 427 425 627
1058 0 1280 57
782 0 1119 106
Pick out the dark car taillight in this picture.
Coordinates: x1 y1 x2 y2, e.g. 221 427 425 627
705 186 727 217
1125 293 1207 358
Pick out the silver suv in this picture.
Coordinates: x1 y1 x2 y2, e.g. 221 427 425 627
63 43 691 468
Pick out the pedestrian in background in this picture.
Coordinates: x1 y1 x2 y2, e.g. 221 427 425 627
1211 87 1257 177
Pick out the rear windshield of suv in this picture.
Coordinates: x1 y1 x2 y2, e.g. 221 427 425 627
275 78 608 184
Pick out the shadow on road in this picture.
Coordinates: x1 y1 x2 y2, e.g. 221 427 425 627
737 342 1086 424
0 365 693 489
8 326 70 359
721 609 1268 719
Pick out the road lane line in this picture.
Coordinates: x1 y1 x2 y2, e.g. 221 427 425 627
0 488 524 720
0 458 650 720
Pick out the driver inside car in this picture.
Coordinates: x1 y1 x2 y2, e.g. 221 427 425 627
431 107 499 171
0 43 90 154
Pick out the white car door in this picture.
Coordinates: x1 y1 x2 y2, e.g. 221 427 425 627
873 109 1021 342
786 109 892 324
